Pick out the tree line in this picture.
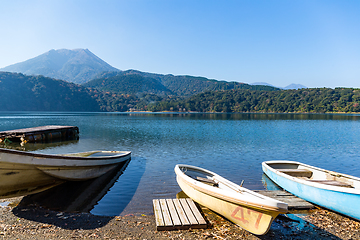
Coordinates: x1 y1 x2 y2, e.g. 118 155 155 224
143 88 360 113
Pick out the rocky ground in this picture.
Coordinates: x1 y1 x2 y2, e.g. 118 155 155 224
1 197 359 239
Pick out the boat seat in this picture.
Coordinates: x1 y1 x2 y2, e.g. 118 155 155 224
308 180 353 188
196 176 218 186
278 169 313 178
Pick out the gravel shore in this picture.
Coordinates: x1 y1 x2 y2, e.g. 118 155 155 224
1 197 359 239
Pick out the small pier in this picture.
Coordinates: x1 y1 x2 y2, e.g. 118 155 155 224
153 198 207 231
255 190 314 210
0 125 79 143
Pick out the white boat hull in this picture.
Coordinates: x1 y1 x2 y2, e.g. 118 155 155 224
0 148 131 198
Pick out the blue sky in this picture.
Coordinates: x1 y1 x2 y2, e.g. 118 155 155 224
1 0 360 88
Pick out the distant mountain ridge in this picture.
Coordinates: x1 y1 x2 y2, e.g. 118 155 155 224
283 83 307 90
1 48 301 91
251 82 276 87
85 70 280 96
0 49 119 84
251 82 307 89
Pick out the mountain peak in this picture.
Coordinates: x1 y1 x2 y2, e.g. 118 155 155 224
0 49 120 84
284 83 307 90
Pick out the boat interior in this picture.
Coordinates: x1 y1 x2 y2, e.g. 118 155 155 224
62 151 127 158
181 167 215 184
180 167 238 191
268 163 358 189
181 166 252 196
180 166 289 211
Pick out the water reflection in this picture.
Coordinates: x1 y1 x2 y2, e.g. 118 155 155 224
90 157 146 216
18 159 133 214
262 174 283 191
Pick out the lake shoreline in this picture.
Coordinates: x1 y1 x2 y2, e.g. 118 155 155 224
1 197 359 239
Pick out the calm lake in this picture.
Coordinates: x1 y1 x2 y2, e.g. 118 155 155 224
1 112 360 216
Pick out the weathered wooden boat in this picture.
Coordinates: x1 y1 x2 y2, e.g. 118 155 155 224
0 148 131 198
262 160 360 220
174 164 288 235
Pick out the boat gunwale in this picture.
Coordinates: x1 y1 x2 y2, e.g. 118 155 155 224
0 148 131 161
262 160 360 195
175 164 288 213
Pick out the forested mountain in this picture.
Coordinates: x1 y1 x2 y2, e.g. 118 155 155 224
84 72 174 95
0 72 100 111
0 49 119 84
145 88 360 113
86 70 280 97
1 71 360 113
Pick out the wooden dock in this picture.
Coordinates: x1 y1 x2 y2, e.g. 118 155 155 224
153 198 207 231
255 190 314 210
0 125 79 143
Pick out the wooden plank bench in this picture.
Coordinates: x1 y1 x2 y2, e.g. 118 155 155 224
153 198 207 231
196 176 218 186
277 169 353 188
278 169 313 178
308 180 353 188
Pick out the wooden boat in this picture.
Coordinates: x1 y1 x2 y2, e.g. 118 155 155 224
174 164 288 235
262 160 360 221
0 148 131 198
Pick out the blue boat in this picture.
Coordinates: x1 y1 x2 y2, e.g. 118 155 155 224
262 160 360 220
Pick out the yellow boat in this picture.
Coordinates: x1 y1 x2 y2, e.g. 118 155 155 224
174 164 288 235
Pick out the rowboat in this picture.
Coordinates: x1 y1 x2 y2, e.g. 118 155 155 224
174 164 288 235
262 160 360 220
0 148 131 198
